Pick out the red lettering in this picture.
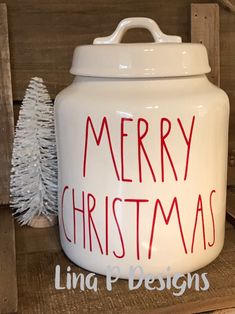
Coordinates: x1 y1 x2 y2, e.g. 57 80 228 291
125 198 149 260
121 118 133 182
105 196 109 255
137 118 156 182
177 116 195 180
160 118 178 182
148 197 187 259
112 198 125 258
87 193 103 254
61 185 71 243
208 189 216 247
72 189 85 247
191 194 206 253
83 116 120 180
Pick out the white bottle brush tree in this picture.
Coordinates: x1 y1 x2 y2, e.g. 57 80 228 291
10 77 58 227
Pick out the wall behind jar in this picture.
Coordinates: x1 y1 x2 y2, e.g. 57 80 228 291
1 0 234 185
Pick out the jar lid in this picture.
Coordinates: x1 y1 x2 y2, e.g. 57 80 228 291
70 17 211 78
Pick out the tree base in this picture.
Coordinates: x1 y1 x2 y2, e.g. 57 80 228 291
27 214 57 228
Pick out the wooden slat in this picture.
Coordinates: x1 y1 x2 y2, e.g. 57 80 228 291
191 3 235 194
15 223 60 255
227 141 235 224
2 0 200 100
221 0 235 193
228 142 235 186
212 308 235 314
219 0 235 14
191 3 220 86
220 4 235 149
227 189 235 226
228 166 235 186
0 3 14 205
225 220 234 229
15 225 235 313
0 206 17 313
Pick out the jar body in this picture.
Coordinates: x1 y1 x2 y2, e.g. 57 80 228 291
55 75 229 278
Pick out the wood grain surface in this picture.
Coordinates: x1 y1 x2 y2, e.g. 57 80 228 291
0 3 14 204
0 0 232 102
220 4 235 181
0 0 196 100
228 144 235 187
0 207 17 313
15 221 235 314
227 188 235 226
191 4 220 86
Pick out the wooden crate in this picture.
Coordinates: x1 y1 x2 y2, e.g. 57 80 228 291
0 4 17 313
0 1 235 313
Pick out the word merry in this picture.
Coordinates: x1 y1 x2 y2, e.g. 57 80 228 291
54 265 210 296
83 115 195 182
61 186 216 260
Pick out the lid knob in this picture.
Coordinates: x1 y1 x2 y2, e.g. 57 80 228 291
93 17 182 44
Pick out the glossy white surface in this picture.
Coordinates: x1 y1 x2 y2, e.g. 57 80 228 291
70 17 210 78
56 17 229 278
55 75 229 278
70 43 211 78
93 17 182 44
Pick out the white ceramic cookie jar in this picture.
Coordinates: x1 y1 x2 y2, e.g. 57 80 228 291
55 17 229 279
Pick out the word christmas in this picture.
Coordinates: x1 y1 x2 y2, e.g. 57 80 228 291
61 115 217 260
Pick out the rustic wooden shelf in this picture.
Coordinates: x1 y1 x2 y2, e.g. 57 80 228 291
0 207 17 313
0 2 234 313
13 211 235 314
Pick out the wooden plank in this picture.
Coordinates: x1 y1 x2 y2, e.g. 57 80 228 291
228 168 235 187
219 0 235 14
225 220 234 229
149 298 235 314
16 226 235 313
191 3 220 86
2 0 205 100
15 223 60 255
227 188 235 226
0 206 17 313
212 308 235 314
227 141 235 224
220 2 235 183
0 3 14 205
14 190 233 256
228 142 235 186
191 3 235 194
